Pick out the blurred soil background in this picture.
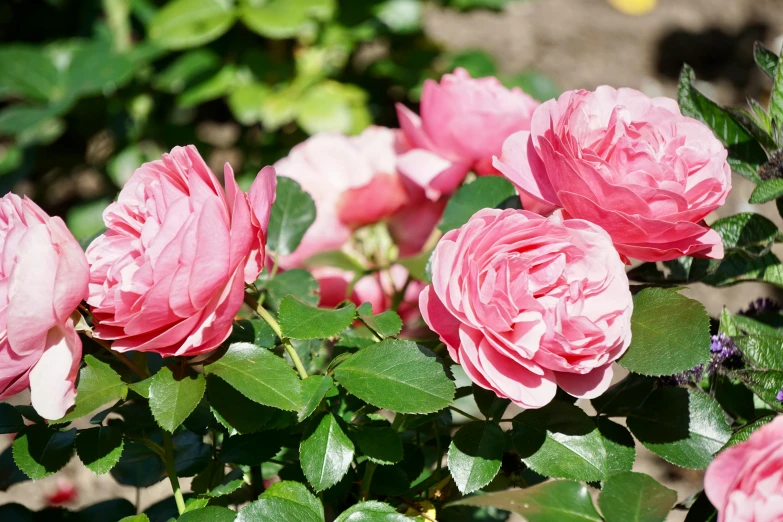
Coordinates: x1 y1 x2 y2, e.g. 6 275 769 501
3 0 783 520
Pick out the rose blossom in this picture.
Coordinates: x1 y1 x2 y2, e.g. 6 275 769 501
494 86 731 262
274 127 410 268
86 145 276 356
0 194 89 419
705 416 783 521
420 208 632 408
396 68 539 200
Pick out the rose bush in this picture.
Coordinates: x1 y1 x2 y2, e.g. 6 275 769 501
494 86 732 261
86 145 276 356
421 208 632 408
397 67 539 199
0 194 88 420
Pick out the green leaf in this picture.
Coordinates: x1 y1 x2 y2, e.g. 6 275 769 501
228 82 272 125
755 42 779 79
684 491 717 522
205 342 302 411
444 50 498 77
267 177 317 257
375 0 421 34
66 199 110 243
240 0 335 39
619 288 710 376
177 65 237 108
64 42 134 98
750 179 783 204
263 268 320 311
770 43 783 128
149 0 236 50
300 413 355 491
76 425 124 475
220 431 284 466
119 516 151 522
598 471 677 522
207 375 275 435
351 426 403 465
203 471 246 497
299 375 333 421
12 425 76 479
678 64 767 170
591 373 656 417
153 49 221 93
0 45 62 101
0 104 65 137
58 355 128 423
711 213 778 255
723 414 776 448
334 339 455 414
448 480 602 522
0 403 25 434
512 401 635 482
357 306 403 338
236 480 325 522
149 366 206 432
278 296 356 339
736 369 783 410
448 421 504 494
627 387 731 469
473 385 510 421
0 446 28 492
178 506 238 522
502 70 560 102
227 319 277 348
296 81 371 135
439 177 517 233
335 501 410 522
735 335 783 370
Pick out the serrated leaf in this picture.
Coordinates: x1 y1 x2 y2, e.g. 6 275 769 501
267 177 317 257
357 306 403 338
735 335 783 370
750 179 783 204
448 480 602 522
711 213 778 255
335 501 410 522
591 373 656 417
300 413 354 491
512 401 634 482
598 471 677 522
299 375 333 421
619 288 710 376
58 355 128 423
149 366 206 432
178 506 238 522
13 425 76 480
0 45 62 101
149 0 236 50
279 296 356 339
736 369 783 410
473 385 510 421
448 421 504 494
0 446 28 491
220 431 284 465
723 414 776 449
678 64 767 170
263 269 320 311
770 43 783 128
351 426 403 465
334 339 455 414
236 480 325 522
0 403 25 434
207 375 276 435
227 318 278 348
205 342 301 411
755 42 779 80
76 425 124 475
627 387 731 469
439 177 517 233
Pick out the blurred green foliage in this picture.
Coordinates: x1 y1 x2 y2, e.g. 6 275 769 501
0 0 554 241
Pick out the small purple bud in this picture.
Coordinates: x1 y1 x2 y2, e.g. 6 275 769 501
776 389 783 402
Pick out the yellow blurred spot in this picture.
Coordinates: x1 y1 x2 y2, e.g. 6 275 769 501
608 0 658 15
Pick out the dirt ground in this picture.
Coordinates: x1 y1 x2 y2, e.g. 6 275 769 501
4 1 783 520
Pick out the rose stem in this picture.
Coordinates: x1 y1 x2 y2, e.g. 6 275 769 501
244 294 308 379
163 431 186 515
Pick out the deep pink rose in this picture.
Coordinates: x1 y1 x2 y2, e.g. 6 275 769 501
494 86 731 262
0 194 89 419
86 145 276 356
705 416 783 521
396 68 539 200
274 127 410 268
420 208 632 408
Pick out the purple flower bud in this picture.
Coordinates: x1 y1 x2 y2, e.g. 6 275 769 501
776 389 783 402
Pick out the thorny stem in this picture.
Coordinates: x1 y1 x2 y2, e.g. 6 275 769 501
244 294 308 379
163 431 186 516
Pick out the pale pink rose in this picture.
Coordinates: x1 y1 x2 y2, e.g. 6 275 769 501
0 194 89 419
705 416 783 522
396 68 539 200
494 86 731 262
420 208 632 408
274 127 410 269
86 145 276 356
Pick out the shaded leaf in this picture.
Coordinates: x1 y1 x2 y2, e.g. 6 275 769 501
13 425 76 480
76 425 124 475
267 177 317 257
598 471 677 522
58 355 128 423
448 421 504 494
439 177 516 233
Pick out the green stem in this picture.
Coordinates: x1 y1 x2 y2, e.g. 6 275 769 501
245 295 308 379
163 431 186 516
361 414 405 499
448 406 482 422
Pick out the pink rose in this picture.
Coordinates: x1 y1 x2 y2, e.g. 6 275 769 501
420 208 632 408
0 194 89 419
86 145 276 356
705 416 783 521
388 179 447 258
494 86 731 262
396 68 539 200
274 127 410 269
